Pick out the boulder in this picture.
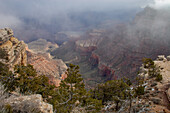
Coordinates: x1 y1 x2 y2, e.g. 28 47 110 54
4 94 53 113
151 98 161 104
167 56 170 61
157 55 167 61
151 82 157 87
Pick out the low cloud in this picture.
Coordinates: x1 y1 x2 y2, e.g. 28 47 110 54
0 14 22 28
0 0 153 22
149 0 170 9
0 0 156 41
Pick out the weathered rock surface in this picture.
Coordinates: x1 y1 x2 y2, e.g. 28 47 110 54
4 94 53 113
0 28 27 70
137 55 170 112
155 55 170 83
0 28 13 44
76 38 101 48
27 50 67 87
26 38 67 87
28 38 59 53
167 55 170 61
105 56 170 112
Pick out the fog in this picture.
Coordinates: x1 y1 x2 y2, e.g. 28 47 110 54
151 0 170 9
0 0 153 27
0 0 168 42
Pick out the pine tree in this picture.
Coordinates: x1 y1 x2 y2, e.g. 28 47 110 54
53 64 102 113
92 79 130 111
54 64 86 112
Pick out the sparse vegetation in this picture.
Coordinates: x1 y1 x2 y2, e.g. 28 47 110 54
135 77 145 96
0 63 103 113
0 56 166 112
50 64 102 112
142 58 154 69
156 73 162 81
90 78 132 111
142 58 162 81
0 82 12 113
135 86 145 96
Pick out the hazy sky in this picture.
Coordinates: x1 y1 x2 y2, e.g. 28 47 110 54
0 0 169 28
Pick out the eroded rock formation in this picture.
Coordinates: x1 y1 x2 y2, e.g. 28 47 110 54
27 51 67 87
0 28 54 113
0 28 27 70
28 38 59 53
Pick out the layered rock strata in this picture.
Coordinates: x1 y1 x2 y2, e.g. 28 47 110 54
27 51 67 87
0 28 27 70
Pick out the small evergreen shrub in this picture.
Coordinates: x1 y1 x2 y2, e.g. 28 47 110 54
156 74 162 81
135 86 145 95
4 104 13 113
143 58 163 82
142 58 154 68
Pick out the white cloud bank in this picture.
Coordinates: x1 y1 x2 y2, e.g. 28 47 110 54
150 0 170 9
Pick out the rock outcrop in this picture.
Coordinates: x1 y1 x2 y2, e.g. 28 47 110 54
0 28 55 112
26 38 67 87
103 55 170 112
27 51 67 87
137 55 170 112
28 38 59 53
3 94 53 113
0 28 27 70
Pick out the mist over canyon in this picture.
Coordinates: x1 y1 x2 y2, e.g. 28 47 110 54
0 0 155 43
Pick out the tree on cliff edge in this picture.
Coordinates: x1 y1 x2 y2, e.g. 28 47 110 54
52 64 102 112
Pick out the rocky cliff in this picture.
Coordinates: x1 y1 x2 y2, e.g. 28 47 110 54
0 28 27 71
0 28 54 113
26 39 67 87
27 51 67 87
135 55 170 112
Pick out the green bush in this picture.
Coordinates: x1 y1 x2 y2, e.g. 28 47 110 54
4 104 13 113
142 58 154 68
143 58 162 82
135 86 145 96
90 79 130 111
156 74 162 81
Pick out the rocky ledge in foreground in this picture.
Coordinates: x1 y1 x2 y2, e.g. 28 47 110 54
137 55 170 112
2 94 53 113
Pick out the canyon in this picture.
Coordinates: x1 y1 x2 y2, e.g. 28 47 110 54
51 7 170 87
